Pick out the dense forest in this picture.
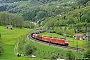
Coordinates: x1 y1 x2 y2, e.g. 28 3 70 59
0 12 35 28
0 0 28 3
0 0 90 35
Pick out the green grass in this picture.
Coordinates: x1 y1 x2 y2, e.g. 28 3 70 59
0 26 85 60
27 39 83 59
25 32 84 59
0 26 47 60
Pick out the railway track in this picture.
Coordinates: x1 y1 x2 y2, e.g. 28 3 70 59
28 34 84 52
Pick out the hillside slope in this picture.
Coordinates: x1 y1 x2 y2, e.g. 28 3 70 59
0 0 89 22
0 0 76 21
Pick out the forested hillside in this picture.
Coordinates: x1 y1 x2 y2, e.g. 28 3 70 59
0 0 90 27
0 0 28 3
0 12 35 29
0 0 79 21
42 0 90 35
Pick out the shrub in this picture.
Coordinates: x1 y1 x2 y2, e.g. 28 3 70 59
84 48 90 59
66 50 75 60
0 38 4 56
65 29 75 37
0 47 4 56
51 54 58 60
18 35 26 51
54 27 64 35
24 42 37 56
50 30 55 33
0 33 1 39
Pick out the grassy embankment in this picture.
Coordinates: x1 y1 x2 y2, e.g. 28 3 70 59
28 39 84 59
26 32 85 59
0 26 47 60
0 26 85 60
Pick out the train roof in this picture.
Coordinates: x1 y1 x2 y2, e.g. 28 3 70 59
42 36 52 38
51 38 66 40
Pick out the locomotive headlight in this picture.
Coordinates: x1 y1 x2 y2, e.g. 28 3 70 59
65 40 68 43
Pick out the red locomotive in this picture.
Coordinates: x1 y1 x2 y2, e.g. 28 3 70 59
31 32 69 46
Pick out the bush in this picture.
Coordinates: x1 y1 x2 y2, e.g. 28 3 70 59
51 54 58 60
18 35 26 51
0 33 1 39
0 38 4 56
0 46 4 56
84 48 90 59
65 29 75 37
50 30 55 33
54 27 64 35
24 42 37 56
66 50 75 60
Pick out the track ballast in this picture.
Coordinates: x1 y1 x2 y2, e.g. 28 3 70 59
28 34 84 52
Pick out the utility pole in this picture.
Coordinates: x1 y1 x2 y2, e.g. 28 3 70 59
86 27 89 48
64 26 67 40
0 33 1 39
48 27 51 46
73 38 74 47
86 32 89 48
76 29 78 52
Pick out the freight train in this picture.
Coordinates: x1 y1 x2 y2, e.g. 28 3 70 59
31 30 69 46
